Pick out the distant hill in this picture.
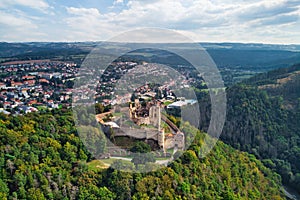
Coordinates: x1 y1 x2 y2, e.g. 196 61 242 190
244 64 300 108
207 49 300 70
1 42 300 85
200 42 300 52
1 42 300 68
0 42 92 62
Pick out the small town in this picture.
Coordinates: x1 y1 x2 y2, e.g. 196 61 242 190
0 60 77 114
0 58 202 116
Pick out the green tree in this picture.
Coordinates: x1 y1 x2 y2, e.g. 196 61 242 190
0 179 9 199
130 142 151 153
132 153 155 167
27 188 46 200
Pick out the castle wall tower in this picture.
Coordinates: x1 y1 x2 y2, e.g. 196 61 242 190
149 105 161 129
174 131 185 149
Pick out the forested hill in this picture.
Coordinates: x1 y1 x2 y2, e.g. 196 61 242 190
0 110 284 199
209 63 300 193
244 63 300 108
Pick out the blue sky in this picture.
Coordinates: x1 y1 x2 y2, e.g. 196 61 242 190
0 0 300 44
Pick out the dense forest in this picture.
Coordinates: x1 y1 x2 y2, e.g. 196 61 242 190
0 109 284 199
198 64 300 193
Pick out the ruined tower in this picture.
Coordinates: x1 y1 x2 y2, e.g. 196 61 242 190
149 105 161 129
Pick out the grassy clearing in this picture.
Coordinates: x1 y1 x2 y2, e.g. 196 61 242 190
87 160 108 171
100 158 132 166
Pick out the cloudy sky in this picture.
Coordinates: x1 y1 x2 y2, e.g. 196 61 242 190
0 0 300 44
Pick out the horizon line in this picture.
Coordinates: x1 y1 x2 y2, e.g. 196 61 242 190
1 41 300 46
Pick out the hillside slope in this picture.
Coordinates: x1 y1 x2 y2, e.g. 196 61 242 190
210 64 300 193
0 110 284 199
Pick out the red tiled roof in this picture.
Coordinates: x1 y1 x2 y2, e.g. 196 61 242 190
28 100 37 105
11 82 23 86
24 80 36 85
39 79 49 83
22 75 35 80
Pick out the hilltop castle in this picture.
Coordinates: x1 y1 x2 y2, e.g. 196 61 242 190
128 99 185 150
99 97 185 157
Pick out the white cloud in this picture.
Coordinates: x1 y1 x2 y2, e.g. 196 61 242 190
0 11 36 27
1 0 300 43
234 0 300 21
15 0 50 10
64 7 117 41
113 0 124 5
0 10 48 42
66 7 101 17
0 0 52 42
0 0 50 12
63 1 236 41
